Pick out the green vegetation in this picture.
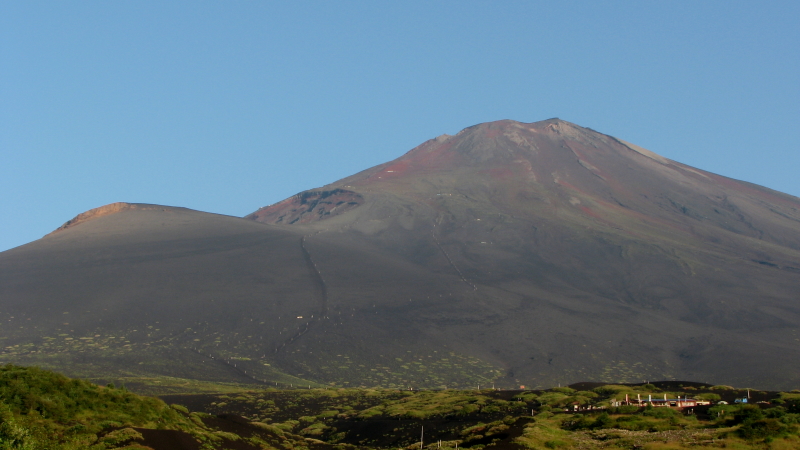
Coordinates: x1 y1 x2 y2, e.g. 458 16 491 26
0 364 187 447
0 365 321 449
3 365 800 449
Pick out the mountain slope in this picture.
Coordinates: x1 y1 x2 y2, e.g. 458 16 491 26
248 119 800 388
2 119 800 389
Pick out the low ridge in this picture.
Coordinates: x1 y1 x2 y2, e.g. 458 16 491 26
48 203 188 235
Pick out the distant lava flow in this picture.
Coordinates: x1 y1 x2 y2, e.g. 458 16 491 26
2 119 800 390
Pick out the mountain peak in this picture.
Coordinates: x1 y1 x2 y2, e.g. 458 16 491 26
4 118 800 390
248 118 800 253
349 118 610 178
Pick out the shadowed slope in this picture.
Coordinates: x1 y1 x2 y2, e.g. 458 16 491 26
0 205 502 389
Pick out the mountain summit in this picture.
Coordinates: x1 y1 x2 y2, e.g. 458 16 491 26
2 119 799 389
250 119 800 253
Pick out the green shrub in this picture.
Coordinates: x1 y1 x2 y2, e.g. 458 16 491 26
709 404 738 419
513 393 539 402
550 387 575 394
0 407 36 450
537 393 569 407
357 408 383 419
765 407 786 419
300 422 329 436
100 427 144 446
562 415 592 430
592 412 613 429
732 405 764 424
643 407 678 419
610 405 639 414
275 420 299 431
98 420 123 429
461 423 488 436
737 419 792 441
613 416 651 432
458 404 479 415
170 404 189 414
214 430 242 441
780 413 800 425
402 410 428 420
591 385 627 396
66 423 88 434
251 422 285 436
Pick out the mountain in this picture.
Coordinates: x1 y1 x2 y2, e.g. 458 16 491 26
2 119 800 390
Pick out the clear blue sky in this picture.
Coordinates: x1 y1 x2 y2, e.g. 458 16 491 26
2 1 798 252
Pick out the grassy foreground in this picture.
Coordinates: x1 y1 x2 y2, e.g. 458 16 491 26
0 364 324 450
2 364 800 449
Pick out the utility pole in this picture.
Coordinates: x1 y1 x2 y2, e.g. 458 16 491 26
420 426 424 450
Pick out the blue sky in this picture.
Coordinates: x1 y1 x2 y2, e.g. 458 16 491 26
1 1 798 252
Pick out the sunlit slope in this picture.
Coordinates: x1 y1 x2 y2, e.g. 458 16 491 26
248 119 800 389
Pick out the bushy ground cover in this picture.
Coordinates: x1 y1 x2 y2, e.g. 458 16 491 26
3 365 800 450
0 364 189 449
162 381 800 449
0 365 326 450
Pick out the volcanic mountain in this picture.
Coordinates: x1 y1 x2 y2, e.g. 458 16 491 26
2 119 800 390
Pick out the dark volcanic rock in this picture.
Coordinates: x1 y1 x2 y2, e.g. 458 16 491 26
2 119 800 390
246 189 364 224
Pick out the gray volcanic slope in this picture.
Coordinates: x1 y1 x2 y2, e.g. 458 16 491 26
2 119 800 390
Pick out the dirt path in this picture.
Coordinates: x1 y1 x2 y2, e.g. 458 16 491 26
432 222 478 291
274 235 329 354
188 347 267 385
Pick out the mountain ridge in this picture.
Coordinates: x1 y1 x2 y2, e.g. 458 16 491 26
3 118 800 390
